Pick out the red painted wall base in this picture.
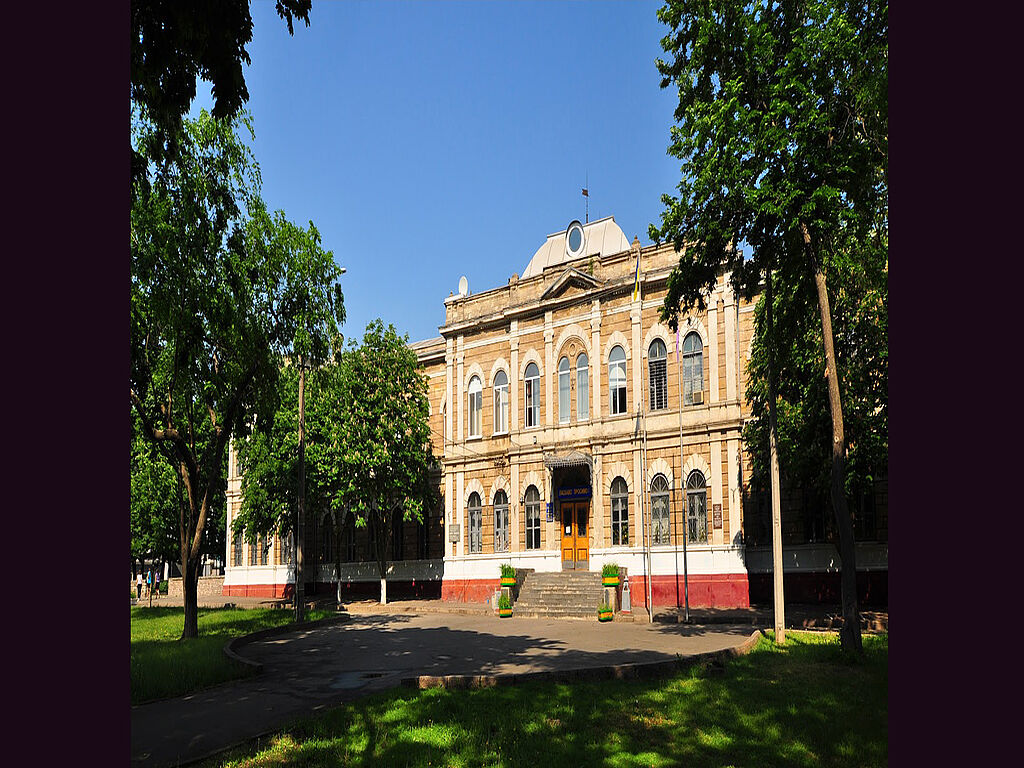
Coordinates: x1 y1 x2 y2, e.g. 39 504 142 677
223 579 441 601
747 570 887 607
441 579 500 604
625 574 750 609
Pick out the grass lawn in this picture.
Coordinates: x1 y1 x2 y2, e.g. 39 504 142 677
201 630 887 767
130 606 333 705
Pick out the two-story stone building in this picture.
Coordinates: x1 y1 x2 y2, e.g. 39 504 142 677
222 215 887 608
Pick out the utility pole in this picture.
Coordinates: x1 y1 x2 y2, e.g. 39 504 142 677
766 269 785 643
676 330 689 622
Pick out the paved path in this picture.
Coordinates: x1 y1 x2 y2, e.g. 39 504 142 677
130 612 754 768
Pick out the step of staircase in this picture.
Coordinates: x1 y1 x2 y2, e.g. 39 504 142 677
512 570 609 619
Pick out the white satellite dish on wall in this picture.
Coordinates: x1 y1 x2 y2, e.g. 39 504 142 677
458 275 469 296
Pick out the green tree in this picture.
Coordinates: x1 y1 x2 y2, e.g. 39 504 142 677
131 415 180 574
333 321 436 605
744 235 887 534
650 0 887 652
130 109 345 638
131 0 312 185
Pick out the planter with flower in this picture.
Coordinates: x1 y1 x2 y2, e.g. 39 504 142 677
597 603 613 622
498 593 513 618
500 563 517 589
602 563 620 588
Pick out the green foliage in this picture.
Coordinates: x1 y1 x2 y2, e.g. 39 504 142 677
500 563 516 579
131 108 345 636
597 603 612 614
497 594 512 610
601 562 620 578
131 414 181 564
650 0 888 319
131 0 312 184
202 632 888 768
743 235 887 516
331 321 437 578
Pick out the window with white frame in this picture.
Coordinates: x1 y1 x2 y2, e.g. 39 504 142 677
494 490 510 552
686 470 708 543
649 339 668 410
558 356 571 423
576 353 589 420
683 332 704 405
493 370 508 434
611 476 629 545
525 485 541 549
609 345 627 415
468 492 482 553
524 362 540 427
467 376 482 438
233 530 243 567
651 474 671 544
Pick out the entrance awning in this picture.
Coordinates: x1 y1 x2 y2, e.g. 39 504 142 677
543 450 593 470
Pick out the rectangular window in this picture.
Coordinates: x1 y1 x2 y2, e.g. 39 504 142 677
468 388 482 437
233 532 243 567
494 382 508 433
249 538 258 566
612 495 629 546
577 366 589 420
649 359 667 410
259 535 269 566
494 504 509 552
651 493 670 544
280 531 293 565
469 507 483 553
525 379 539 427
526 500 541 550
558 370 570 424
854 490 876 541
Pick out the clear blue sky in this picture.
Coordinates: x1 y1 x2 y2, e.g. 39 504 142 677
190 1 682 344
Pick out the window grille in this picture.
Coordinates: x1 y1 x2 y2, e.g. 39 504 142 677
651 474 671 544
686 470 708 544
649 339 668 410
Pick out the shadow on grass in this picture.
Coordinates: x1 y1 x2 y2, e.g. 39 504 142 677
208 632 887 768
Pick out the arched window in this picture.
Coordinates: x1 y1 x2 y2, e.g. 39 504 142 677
525 485 541 549
524 362 540 428
467 376 482 438
493 370 508 434
576 353 589 420
648 339 667 411
683 333 704 405
468 492 482 553
609 346 627 415
611 476 629 545
650 474 670 544
494 490 509 552
558 356 571 424
686 470 708 544
233 530 244 567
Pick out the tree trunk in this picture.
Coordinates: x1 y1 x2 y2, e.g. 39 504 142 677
766 268 786 644
181 552 200 638
296 363 306 623
804 222 862 654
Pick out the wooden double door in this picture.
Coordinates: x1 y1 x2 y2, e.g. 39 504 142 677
560 501 590 570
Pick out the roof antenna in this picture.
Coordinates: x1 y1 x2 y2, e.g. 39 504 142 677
582 171 589 223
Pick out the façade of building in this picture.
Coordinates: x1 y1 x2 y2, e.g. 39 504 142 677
223 216 888 608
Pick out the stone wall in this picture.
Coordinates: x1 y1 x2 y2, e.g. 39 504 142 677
167 576 225 599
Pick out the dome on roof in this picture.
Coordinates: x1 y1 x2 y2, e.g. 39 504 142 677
522 216 630 279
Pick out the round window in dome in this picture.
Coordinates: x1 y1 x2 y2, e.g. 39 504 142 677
565 220 586 259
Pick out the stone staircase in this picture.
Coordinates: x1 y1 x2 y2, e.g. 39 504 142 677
512 570 607 619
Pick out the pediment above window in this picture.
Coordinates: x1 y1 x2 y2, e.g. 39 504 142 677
541 267 604 301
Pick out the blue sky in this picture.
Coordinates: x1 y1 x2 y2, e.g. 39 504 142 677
190 1 682 344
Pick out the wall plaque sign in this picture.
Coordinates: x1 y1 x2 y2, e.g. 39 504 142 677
546 502 555 522
448 523 460 542
556 486 592 501
713 503 723 529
